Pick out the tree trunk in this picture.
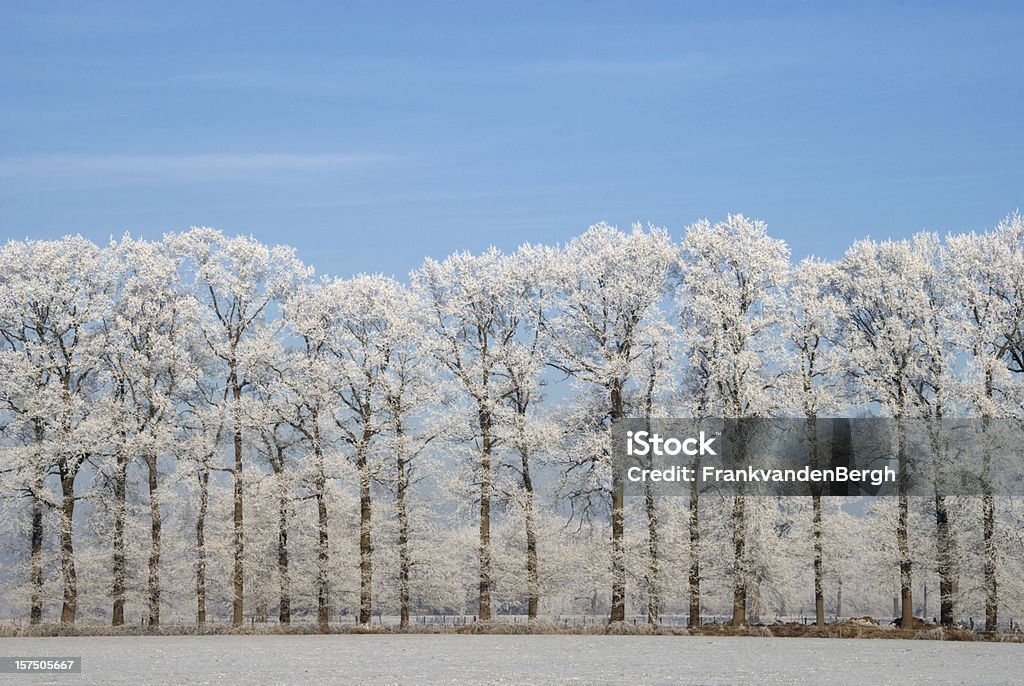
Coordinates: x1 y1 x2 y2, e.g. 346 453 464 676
358 439 373 626
146 453 162 627
609 382 626 623
196 465 209 625
644 478 660 624
808 418 825 627
112 448 128 626
278 503 291 624
30 467 45 625
897 423 913 629
522 447 539 621
478 408 493 621
731 494 746 626
397 441 411 630
934 493 956 626
275 457 291 625
688 477 701 628
231 367 244 626
641 367 660 626
813 493 825 627
315 440 331 631
749 576 762 624
982 373 997 632
730 417 751 626
59 466 77 624
898 492 912 627
925 408 957 628
983 492 997 632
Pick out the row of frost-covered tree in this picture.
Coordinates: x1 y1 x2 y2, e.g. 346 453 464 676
2 215 1024 631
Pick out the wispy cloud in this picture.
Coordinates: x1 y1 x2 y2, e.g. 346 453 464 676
174 51 803 98
174 71 325 92
523 53 804 80
0 152 398 185
529 55 718 77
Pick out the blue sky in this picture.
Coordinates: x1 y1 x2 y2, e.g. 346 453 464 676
1 1 1022 279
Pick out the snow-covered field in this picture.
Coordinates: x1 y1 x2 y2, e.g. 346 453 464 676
1 635 1022 685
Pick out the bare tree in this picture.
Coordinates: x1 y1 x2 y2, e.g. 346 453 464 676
833 234 950 628
945 214 1024 631
0 237 110 624
170 228 308 625
678 215 789 626
781 258 843 626
413 249 536 621
544 224 675 623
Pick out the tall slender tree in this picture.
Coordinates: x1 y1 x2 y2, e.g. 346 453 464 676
833 235 948 629
678 215 789 626
278 280 338 631
327 275 412 625
0 237 111 624
413 249 536 621
544 224 675 623
170 228 309 625
99 236 198 627
372 286 439 628
945 214 1024 631
781 258 843 627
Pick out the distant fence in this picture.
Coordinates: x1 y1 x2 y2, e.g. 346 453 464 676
6 612 1018 634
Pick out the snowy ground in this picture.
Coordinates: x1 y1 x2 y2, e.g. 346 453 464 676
1 634 1021 685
